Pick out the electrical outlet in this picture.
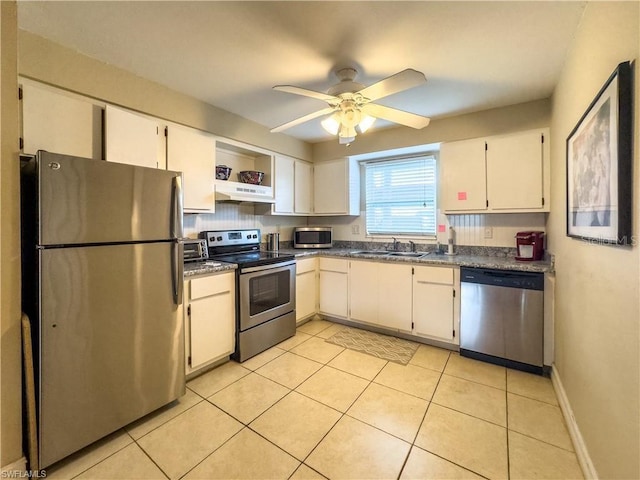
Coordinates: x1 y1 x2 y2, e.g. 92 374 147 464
351 224 360 235
484 227 493 239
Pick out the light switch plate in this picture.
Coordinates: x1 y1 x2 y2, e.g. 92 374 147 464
484 227 493 239
351 224 360 235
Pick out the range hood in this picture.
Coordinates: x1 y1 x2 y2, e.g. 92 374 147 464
215 180 275 204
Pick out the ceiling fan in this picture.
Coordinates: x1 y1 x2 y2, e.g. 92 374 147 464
271 67 431 144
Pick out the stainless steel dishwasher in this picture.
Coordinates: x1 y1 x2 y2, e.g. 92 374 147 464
460 267 544 374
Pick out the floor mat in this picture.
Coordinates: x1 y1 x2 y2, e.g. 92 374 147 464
325 327 419 365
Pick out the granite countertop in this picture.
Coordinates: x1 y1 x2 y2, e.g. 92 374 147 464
184 261 237 277
279 248 553 273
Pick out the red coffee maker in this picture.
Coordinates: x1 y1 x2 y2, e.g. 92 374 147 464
515 231 545 261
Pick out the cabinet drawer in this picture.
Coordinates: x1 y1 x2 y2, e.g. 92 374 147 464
189 272 234 300
413 266 454 285
296 257 317 275
319 257 348 273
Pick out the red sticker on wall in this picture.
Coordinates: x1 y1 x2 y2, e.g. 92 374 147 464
438 224 446 233
458 192 467 201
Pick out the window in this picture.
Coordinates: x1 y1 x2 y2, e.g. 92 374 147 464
365 155 437 236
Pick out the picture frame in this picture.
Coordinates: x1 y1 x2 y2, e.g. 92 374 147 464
566 61 633 245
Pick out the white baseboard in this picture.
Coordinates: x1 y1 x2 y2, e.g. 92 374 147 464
551 365 598 479
1 456 26 474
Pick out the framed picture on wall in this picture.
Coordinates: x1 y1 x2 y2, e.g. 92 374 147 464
566 60 633 245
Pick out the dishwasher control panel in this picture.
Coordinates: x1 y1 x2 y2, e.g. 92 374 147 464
460 268 543 290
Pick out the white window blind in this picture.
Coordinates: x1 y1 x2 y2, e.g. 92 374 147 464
365 156 437 236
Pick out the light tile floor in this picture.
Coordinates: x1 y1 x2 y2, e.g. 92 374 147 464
44 319 584 480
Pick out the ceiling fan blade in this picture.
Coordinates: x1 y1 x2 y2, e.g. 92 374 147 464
270 106 336 133
358 69 427 102
273 85 339 103
362 103 430 129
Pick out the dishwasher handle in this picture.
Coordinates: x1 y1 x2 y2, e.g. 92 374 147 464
461 267 543 290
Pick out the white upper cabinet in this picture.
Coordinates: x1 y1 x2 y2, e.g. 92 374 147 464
486 129 548 210
105 105 165 169
314 158 360 215
294 160 313 214
440 128 550 213
440 138 487 212
21 82 103 160
273 155 295 214
269 156 314 215
166 124 215 213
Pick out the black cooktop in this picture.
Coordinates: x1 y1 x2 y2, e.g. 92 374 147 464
211 251 295 269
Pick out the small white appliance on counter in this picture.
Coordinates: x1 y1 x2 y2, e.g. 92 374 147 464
293 226 333 249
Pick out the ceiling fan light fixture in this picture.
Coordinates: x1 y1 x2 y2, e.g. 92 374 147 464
339 135 355 145
357 115 376 134
320 113 341 135
339 123 357 140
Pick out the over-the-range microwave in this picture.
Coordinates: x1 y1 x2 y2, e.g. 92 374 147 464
293 226 333 249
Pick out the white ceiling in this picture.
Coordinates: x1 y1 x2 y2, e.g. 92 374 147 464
17 1 586 143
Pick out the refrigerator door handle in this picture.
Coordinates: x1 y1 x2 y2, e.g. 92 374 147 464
171 175 184 239
172 240 184 305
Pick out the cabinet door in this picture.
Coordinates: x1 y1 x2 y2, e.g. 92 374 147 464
412 267 455 342
486 130 544 210
319 259 348 318
294 160 313 214
274 155 295 214
349 261 378 324
105 105 163 169
188 273 235 370
22 83 103 159
296 270 317 322
167 124 215 212
378 263 413 331
440 138 487 212
314 159 347 214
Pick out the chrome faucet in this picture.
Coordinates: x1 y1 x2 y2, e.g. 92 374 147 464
409 241 416 252
392 237 400 251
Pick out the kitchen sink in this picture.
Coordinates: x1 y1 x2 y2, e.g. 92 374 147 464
352 250 391 256
386 251 430 258
352 250 430 258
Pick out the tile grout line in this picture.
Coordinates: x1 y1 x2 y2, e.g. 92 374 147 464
399 351 492 480
395 352 448 480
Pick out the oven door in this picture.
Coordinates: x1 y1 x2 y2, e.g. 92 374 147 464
239 261 296 331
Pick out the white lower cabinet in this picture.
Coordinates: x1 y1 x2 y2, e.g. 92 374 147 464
412 266 457 343
296 257 318 324
184 271 236 375
349 260 412 331
318 257 349 318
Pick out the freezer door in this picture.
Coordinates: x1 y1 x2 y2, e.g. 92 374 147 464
37 243 185 468
36 152 183 245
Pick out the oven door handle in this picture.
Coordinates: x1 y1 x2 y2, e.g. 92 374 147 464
241 260 296 274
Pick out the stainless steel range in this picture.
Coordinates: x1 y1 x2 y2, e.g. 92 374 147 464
199 229 296 362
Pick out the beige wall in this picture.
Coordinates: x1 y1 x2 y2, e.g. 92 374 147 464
313 98 550 161
0 0 24 468
18 30 312 162
548 2 639 479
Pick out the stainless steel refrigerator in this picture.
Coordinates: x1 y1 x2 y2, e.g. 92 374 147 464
21 151 185 469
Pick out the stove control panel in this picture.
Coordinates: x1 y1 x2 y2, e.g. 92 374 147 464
199 229 261 251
